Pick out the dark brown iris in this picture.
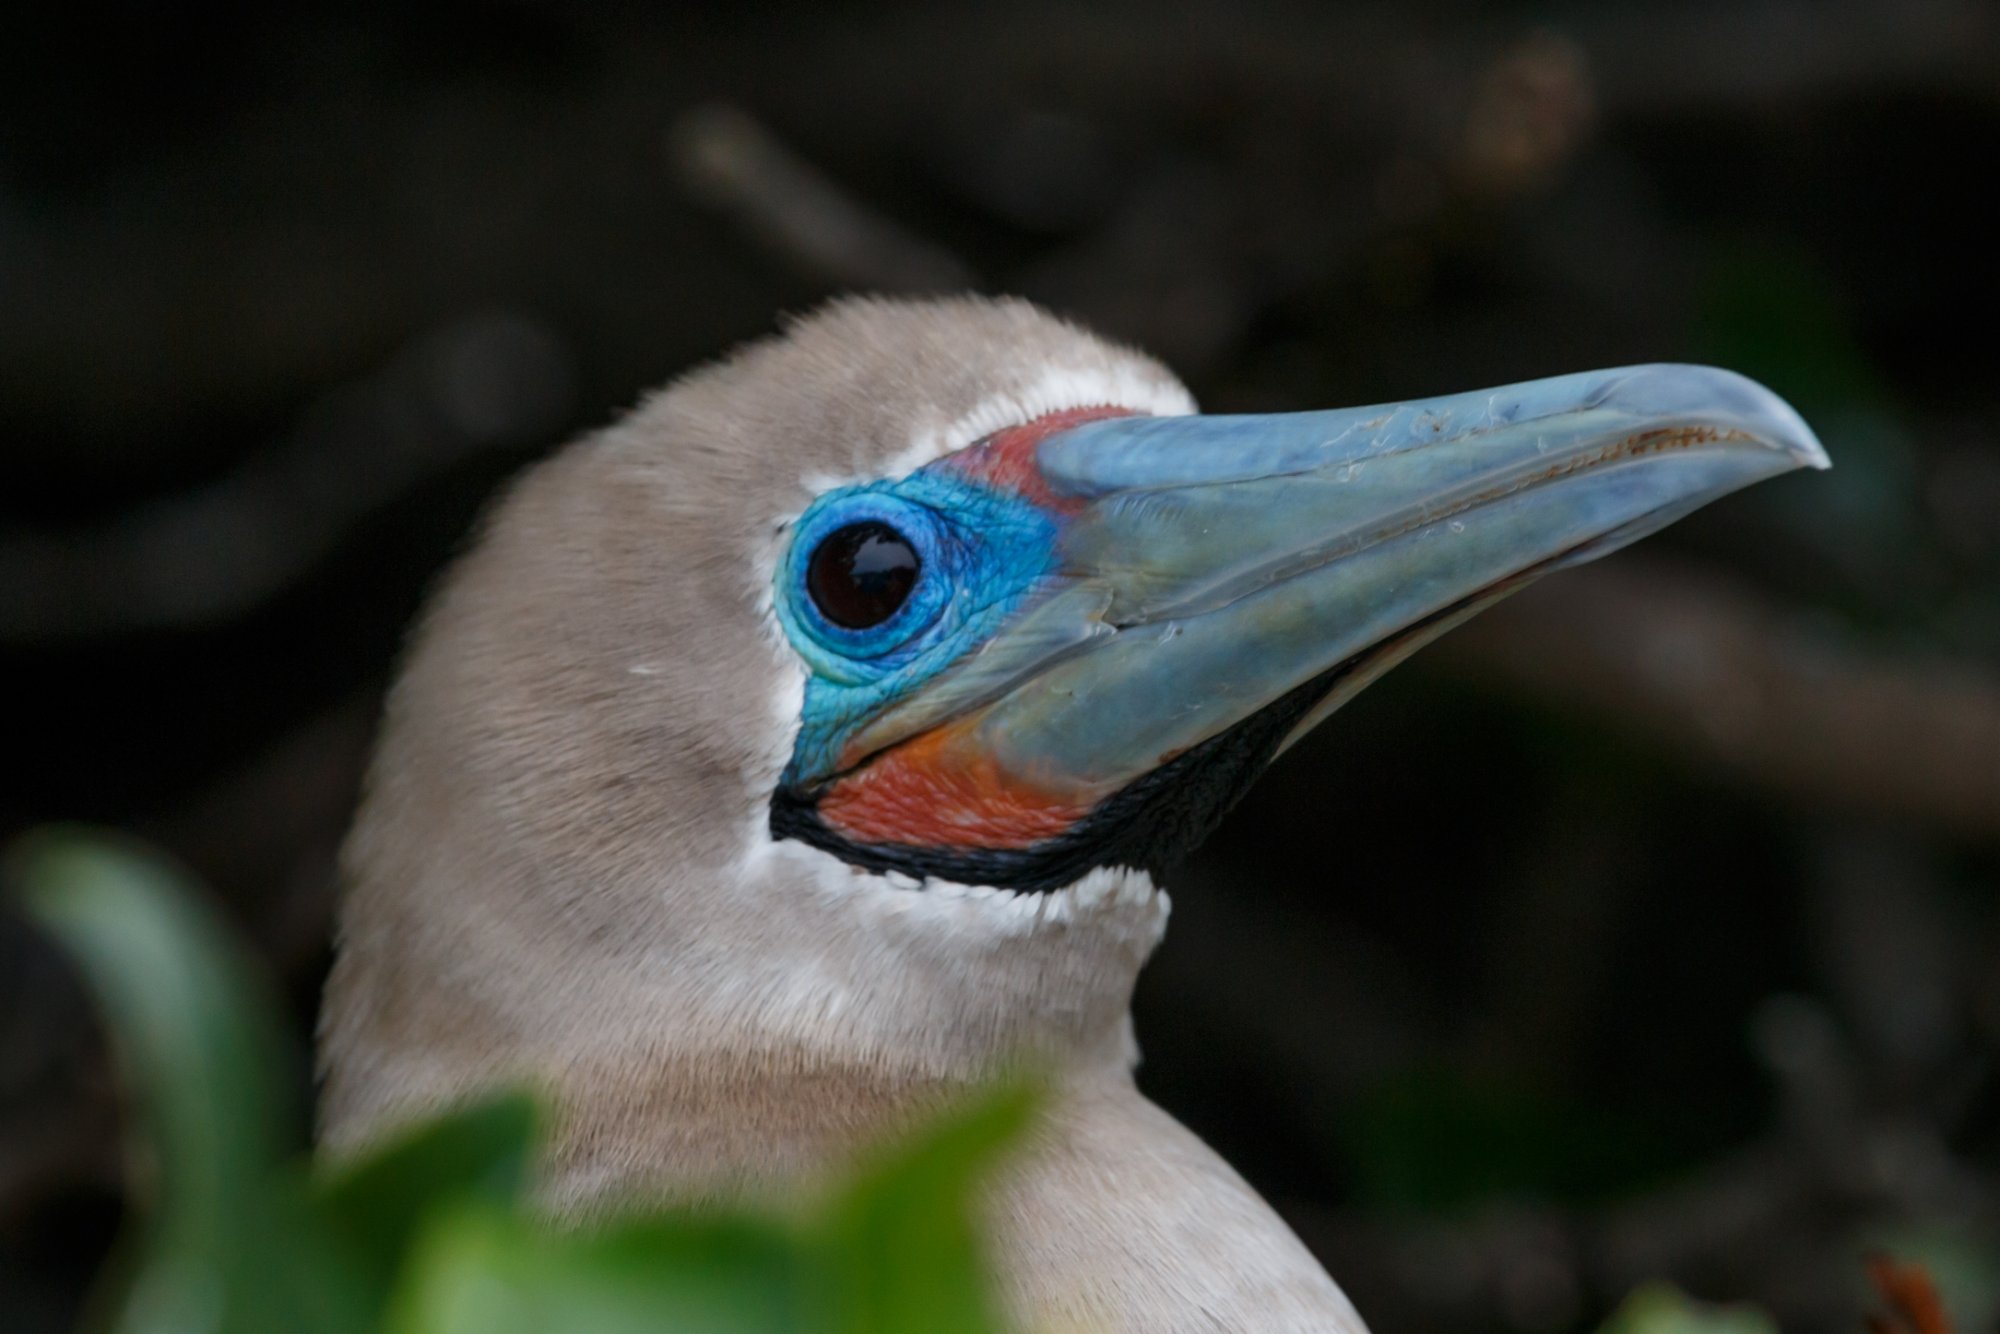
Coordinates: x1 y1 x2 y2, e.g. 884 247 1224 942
806 521 919 629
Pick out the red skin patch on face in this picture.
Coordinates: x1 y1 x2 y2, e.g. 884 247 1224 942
817 714 1089 851
941 405 1135 513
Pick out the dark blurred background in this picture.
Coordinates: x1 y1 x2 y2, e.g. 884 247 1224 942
2 2 1997 1330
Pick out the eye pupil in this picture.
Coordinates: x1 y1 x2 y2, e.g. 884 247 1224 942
807 521 920 630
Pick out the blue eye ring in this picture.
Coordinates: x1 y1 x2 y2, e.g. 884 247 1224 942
780 488 951 674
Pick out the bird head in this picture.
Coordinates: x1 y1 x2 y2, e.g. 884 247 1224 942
320 296 1824 1152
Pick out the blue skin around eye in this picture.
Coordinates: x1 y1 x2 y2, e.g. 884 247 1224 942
775 470 1061 784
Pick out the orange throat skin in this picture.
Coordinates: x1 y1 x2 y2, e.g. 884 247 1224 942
815 716 1090 852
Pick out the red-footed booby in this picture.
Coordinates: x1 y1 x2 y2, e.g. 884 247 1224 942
319 296 1825 1331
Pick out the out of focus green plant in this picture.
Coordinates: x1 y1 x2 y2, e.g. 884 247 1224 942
1597 1284 1778 1334
14 827 1828 1334
9 828 1028 1334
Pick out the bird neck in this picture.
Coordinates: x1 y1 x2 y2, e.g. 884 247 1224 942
529 1040 1142 1215
320 829 1168 1206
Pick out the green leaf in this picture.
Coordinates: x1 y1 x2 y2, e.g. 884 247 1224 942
16 825 1035 1334
808 1081 1036 1334
1598 1282 1778 1334
385 1085 1038 1334
9 826 371 1334
314 1093 540 1315
386 1206 811 1334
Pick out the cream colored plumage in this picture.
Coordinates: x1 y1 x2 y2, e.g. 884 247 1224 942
321 297 1366 1331
321 294 1825 1332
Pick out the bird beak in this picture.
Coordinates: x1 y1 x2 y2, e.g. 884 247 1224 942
849 364 1824 797
834 364 1825 838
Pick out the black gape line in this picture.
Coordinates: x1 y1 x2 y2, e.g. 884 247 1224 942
768 657 1349 896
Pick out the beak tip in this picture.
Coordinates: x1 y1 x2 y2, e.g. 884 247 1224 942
1744 377 1832 473
1615 363 1830 472
1794 430 1834 471
1765 407 1831 472
1778 428 1833 476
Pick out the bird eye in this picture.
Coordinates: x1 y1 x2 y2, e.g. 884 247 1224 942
806 521 920 630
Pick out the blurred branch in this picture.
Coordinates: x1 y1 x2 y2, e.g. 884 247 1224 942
0 315 572 642
144 695 377 971
1866 1255 1954 1334
0 934 117 1230
0 694 374 1238
668 104 976 293
1307 1131 1994 1331
1434 558 2000 842
1579 1 2000 114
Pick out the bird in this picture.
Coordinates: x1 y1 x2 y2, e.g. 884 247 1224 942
317 295 1826 1332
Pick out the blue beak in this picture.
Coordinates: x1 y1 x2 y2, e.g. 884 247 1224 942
846 364 1826 810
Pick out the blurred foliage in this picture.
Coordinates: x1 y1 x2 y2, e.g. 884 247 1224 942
1863 1224 2000 1334
3 7 1997 1331
8 828 1026 1334
1696 243 1892 416
1338 1064 1686 1214
1695 242 1945 635
12 824 1834 1334
1597 1284 1778 1334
